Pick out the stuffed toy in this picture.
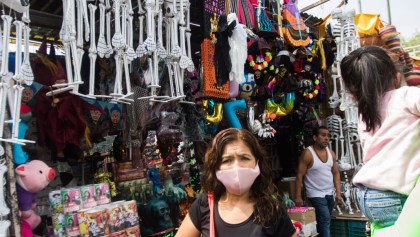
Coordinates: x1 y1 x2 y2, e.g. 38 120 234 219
15 160 55 235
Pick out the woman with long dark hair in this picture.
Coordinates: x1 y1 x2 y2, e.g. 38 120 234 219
340 46 420 236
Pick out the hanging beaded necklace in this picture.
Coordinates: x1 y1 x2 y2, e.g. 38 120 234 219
247 51 280 74
302 77 320 99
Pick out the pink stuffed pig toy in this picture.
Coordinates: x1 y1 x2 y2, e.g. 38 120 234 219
15 160 55 232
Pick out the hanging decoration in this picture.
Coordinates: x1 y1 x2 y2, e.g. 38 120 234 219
227 13 247 85
246 39 282 76
0 3 37 234
203 0 226 40
239 73 256 99
237 0 255 29
282 0 310 47
223 99 246 128
248 52 272 71
266 92 295 117
247 52 281 75
301 77 320 100
203 99 223 124
255 0 273 32
201 39 230 99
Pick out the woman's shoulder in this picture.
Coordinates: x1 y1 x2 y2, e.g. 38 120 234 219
395 86 420 97
197 192 209 204
190 192 211 213
391 86 420 107
188 192 211 232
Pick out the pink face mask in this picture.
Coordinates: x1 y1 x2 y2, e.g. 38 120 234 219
216 164 260 196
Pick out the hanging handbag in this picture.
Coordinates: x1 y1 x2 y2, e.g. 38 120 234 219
208 193 215 237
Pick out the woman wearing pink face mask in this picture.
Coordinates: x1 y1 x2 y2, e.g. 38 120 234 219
176 128 297 237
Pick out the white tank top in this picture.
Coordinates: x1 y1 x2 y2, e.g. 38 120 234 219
304 146 334 198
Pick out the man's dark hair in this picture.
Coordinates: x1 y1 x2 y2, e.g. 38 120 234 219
312 126 329 136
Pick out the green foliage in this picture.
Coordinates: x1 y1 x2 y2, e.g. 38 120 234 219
402 30 420 48
402 30 420 56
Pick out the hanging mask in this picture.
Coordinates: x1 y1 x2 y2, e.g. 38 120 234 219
216 164 260 196
239 73 256 99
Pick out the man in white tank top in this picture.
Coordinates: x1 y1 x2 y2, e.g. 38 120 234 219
295 126 341 237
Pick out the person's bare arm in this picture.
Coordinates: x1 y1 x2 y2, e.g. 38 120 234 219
295 149 311 206
330 149 342 205
175 213 200 237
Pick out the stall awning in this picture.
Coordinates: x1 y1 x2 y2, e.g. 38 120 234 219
355 13 384 37
317 13 384 38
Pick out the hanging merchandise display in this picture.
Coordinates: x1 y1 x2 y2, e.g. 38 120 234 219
378 25 401 52
323 5 366 216
255 0 273 32
227 13 247 85
201 39 230 99
0 3 39 235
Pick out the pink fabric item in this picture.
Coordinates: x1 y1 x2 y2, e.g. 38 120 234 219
21 220 33 237
237 0 245 26
353 86 420 195
288 207 314 213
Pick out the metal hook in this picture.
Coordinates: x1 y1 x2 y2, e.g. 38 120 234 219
8 4 12 17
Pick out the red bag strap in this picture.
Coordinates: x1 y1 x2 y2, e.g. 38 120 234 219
208 193 215 237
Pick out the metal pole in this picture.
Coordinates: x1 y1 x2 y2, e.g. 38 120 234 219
4 124 21 237
300 0 332 13
387 0 392 24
